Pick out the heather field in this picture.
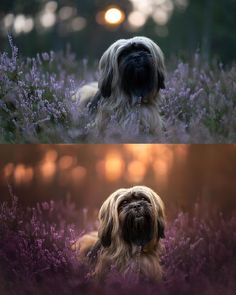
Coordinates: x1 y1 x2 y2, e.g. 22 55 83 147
1 38 236 143
1 194 236 295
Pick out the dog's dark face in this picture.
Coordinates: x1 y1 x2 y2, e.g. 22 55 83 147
118 192 154 246
99 187 165 249
118 43 163 105
118 43 155 105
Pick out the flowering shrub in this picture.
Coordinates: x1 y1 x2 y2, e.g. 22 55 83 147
0 37 236 143
0 36 87 143
161 57 236 143
1 194 236 295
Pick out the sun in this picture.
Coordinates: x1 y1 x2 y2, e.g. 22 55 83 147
104 7 125 25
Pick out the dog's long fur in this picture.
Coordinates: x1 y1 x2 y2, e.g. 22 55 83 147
73 186 165 282
77 37 166 140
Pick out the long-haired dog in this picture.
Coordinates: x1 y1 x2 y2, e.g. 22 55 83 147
77 37 166 141
72 186 165 282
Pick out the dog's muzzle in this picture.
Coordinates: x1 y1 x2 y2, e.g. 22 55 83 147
121 203 154 246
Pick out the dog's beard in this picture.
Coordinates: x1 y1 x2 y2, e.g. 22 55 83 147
118 50 155 106
120 206 154 247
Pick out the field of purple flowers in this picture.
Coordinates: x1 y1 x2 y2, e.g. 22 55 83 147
1 193 236 295
1 37 236 143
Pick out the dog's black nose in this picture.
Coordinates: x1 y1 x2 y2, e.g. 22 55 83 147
133 203 141 209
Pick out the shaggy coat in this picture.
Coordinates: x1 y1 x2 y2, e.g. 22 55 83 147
77 37 166 141
73 186 165 282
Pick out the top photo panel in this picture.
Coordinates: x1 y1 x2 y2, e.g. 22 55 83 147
0 0 235 143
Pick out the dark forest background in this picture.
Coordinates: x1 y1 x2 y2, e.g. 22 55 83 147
0 0 235 63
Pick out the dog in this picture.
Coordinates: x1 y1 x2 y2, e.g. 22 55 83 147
77 36 166 141
72 186 165 282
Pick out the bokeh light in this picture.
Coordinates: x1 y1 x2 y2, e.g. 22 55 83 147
3 13 14 29
13 164 34 185
127 160 146 182
70 17 87 31
0 0 190 41
40 11 56 28
96 7 125 27
71 166 87 184
104 7 125 25
58 6 76 20
1 145 236 213
103 151 125 181
4 163 14 178
128 11 147 29
13 15 34 34
44 1 58 13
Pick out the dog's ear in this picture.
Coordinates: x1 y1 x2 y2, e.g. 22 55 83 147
157 69 165 91
100 69 113 98
100 219 113 247
88 90 102 113
157 216 165 239
87 240 102 265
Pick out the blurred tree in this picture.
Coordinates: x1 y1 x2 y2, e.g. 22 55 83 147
0 0 42 15
1 145 236 212
167 0 236 62
0 0 235 63
201 0 214 60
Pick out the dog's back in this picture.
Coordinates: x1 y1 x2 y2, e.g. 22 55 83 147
72 231 98 260
75 82 98 108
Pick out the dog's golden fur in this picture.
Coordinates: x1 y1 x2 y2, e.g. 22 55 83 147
71 231 98 260
76 37 166 140
73 186 165 282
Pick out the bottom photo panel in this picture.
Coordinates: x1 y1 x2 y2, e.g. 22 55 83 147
0 144 236 295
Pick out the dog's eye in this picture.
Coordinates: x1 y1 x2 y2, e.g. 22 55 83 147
119 200 129 208
121 200 128 205
140 196 151 203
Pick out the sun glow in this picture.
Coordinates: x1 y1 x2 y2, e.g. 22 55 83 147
104 7 125 25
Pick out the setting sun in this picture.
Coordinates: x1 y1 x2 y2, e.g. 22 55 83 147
104 7 125 25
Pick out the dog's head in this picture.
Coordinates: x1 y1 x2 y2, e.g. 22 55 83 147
98 186 165 248
98 37 165 106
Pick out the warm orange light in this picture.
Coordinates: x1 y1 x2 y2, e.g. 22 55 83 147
25 167 34 183
44 149 58 162
154 159 168 177
125 144 152 164
58 155 74 170
104 152 124 181
71 166 87 183
104 7 125 25
39 149 58 181
153 159 169 186
14 164 26 184
40 161 56 180
176 145 188 158
4 163 14 178
127 160 146 183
